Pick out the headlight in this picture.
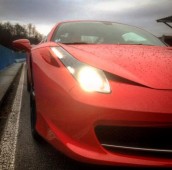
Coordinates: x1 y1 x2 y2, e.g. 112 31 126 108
51 47 111 93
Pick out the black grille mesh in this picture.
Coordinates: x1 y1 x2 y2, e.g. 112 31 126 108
95 126 172 157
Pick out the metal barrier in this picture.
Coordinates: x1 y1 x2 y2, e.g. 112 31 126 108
0 45 26 70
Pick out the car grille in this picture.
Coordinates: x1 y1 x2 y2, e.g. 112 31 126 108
95 126 172 158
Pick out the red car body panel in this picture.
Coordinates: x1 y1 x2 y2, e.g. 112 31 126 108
60 44 172 89
28 21 172 167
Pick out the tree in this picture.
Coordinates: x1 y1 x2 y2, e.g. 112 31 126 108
14 24 27 37
0 22 43 49
27 23 32 37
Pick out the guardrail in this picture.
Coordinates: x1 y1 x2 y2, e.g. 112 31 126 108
0 45 26 70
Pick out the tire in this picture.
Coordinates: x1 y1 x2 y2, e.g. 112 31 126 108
30 88 42 141
27 70 31 92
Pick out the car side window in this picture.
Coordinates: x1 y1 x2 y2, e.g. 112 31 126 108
39 36 47 43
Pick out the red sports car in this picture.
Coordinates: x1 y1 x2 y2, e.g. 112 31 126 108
13 21 172 167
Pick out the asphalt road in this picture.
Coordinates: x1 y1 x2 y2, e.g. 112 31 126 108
14 67 128 170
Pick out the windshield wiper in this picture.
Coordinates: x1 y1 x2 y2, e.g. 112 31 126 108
121 43 155 46
131 43 154 46
62 42 89 45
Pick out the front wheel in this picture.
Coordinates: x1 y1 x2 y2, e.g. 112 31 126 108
27 70 31 92
30 89 42 141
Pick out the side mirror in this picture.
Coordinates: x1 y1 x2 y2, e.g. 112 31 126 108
13 39 31 52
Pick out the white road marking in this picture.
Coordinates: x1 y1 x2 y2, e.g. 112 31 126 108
0 64 25 170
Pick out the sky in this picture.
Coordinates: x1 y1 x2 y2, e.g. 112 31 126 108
0 0 172 36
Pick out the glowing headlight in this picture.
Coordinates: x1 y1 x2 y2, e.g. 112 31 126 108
51 47 111 93
77 66 110 92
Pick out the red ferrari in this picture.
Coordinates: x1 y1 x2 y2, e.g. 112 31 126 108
13 21 172 167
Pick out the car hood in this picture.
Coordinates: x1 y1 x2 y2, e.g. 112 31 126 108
60 44 172 90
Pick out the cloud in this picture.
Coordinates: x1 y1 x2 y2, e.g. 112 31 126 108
92 0 136 12
0 0 172 36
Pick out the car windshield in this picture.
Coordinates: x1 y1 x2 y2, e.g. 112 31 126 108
52 21 165 46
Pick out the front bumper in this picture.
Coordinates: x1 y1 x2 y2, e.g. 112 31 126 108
35 68 172 167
